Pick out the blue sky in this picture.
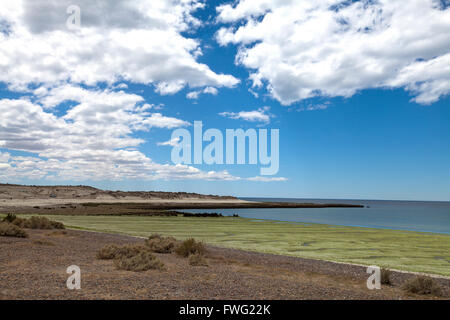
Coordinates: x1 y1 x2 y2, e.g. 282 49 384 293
0 0 449 201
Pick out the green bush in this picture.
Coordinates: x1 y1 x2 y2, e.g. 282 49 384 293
175 238 206 257
188 253 208 266
402 276 442 296
0 222 28 238
145 234 178 253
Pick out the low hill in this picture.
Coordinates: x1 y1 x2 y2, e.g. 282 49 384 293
0 184 236 201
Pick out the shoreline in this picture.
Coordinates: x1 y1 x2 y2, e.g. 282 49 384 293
0 198 364 210
0 183 364 210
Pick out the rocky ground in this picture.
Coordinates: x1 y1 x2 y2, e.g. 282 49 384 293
0 229 448 300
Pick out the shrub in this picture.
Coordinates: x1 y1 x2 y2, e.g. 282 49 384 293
11 217 26 227
402 276 442 296
2 213 17 223
145 234 178 253
13 216 65 230
114 251 165 272
381 268 392 285
33 239 54 246
97 243 164 272
97 244 121 260
175 238 206 257
46 230 67 236
97 244 150 260
188 253 208 266
0 222 28 238
148 233 162 240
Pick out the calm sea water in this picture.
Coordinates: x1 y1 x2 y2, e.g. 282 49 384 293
182 198 450 234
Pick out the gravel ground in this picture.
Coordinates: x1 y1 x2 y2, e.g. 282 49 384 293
0 229 448 300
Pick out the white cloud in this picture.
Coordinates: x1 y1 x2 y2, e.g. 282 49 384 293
186 91 201 100
0 0 239 93
219 106 272 123
114 83 128 90
187 86 219 99
216 0 450 105
294 104 329 112
0 0 244 182
0 163 10 169
203 87 219 95
247 176 288 182
157 137 181 147
0 87 238 181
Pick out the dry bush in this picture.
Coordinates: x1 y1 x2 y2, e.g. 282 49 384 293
2 213 17 223
188 253 208 266
96 243 164 272
0 222 28 238
175 238 206 257
97 244 121 259
402 276 442 296
381 268 392 285
114 251 165 272
148 233 162 240
33 239 55 246
10 217 26 227
145 234 178 253
46 230 67 236
97 244 149 260
13 216 65 230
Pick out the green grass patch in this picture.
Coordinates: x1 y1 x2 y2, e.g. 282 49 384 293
8 214 450 276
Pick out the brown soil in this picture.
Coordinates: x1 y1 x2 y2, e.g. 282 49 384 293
0 229 448 300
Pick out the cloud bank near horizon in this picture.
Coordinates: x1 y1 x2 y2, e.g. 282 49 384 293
0 0 244 182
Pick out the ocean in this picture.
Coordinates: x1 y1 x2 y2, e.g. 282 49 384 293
182 198 450 234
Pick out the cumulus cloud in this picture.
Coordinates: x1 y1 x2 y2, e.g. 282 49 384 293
0 86 238 181
0 0 245 182
187 86 219 99
219 106 272 123
0 0 239 92
216 0 450 105
0 150 241 181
